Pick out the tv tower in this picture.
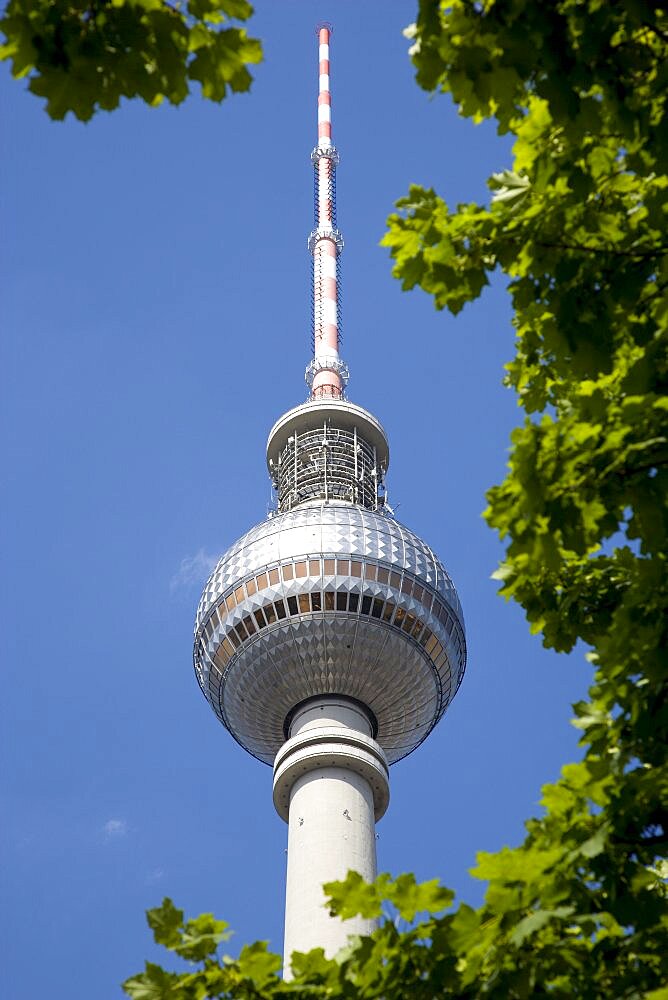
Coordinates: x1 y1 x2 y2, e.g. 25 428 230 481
193 26 466 974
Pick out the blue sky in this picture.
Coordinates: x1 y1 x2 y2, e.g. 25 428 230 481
2 3 589 997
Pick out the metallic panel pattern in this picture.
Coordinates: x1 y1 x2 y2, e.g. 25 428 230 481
197 503 462 624
194 502 466 765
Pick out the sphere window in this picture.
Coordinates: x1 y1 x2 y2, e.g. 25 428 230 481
403 612 416 633
214 646 230 669
203 557 462 711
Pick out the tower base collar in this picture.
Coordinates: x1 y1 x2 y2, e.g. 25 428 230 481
273 697 390 823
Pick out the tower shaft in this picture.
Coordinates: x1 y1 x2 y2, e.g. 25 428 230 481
273 697 389 976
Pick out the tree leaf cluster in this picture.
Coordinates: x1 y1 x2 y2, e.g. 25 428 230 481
0 0 262 119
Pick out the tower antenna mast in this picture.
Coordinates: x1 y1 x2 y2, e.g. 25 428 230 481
306 24 348 400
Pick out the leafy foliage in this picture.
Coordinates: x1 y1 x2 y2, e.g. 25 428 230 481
380 0 668 992
0 0 262 120
126 1 667 996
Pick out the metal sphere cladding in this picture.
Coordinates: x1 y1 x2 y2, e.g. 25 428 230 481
194 400 466 765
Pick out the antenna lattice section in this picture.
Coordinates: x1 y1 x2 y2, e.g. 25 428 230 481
275 422 385 511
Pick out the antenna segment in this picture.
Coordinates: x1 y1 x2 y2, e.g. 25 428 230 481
306 26 349 400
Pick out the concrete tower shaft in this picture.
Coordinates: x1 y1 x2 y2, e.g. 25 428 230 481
274 697 389 967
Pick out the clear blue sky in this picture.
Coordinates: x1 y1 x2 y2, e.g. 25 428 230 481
1 3 588 997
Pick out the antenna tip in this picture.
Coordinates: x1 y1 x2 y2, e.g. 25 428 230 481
316 21 334 38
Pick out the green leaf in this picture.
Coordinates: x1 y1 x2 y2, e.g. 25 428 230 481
386 873 454 922
324 870 383 920
176 912 230 960
510 906 575 946
123 963 183 1000
147 899 184 950
235 940 281 986
489 169 531 209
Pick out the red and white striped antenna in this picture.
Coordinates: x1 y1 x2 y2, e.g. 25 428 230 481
305 24 349 400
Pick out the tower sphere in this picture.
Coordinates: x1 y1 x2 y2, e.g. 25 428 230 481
194 399 466 766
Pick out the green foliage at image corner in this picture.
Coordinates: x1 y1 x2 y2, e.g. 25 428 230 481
0 0 262 120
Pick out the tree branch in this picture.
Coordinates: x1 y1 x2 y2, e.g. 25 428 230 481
534 240 667 259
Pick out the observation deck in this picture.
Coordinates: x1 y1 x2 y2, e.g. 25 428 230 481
267 398 389 512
